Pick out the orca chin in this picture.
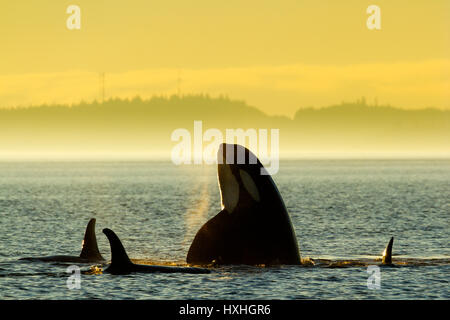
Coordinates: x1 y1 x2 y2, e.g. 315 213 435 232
102 228 210 274
381 237 394 265
20 218 106 263
187 143 301 266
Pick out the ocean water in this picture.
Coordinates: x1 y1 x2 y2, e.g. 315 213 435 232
0 160 448 299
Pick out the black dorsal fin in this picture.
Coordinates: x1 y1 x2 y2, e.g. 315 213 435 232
382 237 394 265
79 218 104 261
102 228 133 271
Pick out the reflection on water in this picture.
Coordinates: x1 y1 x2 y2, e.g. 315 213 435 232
0 160 448 299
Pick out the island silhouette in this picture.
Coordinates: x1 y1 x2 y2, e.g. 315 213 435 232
1 95 448 158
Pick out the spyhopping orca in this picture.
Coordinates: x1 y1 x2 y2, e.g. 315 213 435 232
381 237 394 265
187 143 301 265
102 228 210 274
20 218 105 263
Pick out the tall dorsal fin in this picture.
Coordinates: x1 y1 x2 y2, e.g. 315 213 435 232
102 228 133 270
79 218 104 261
382 237 394 265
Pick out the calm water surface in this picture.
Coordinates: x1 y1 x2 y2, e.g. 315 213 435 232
0 160 448 299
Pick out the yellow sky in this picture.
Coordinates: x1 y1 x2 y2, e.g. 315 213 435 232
1 0 449 116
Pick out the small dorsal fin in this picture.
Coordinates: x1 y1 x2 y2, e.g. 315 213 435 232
102 228 133 271
382 237 394 265
79 218 104 261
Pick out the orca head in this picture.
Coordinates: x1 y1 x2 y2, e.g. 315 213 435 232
217 143 268 214
187 143 301 265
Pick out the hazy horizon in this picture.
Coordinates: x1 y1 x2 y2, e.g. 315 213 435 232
1 95 448 160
